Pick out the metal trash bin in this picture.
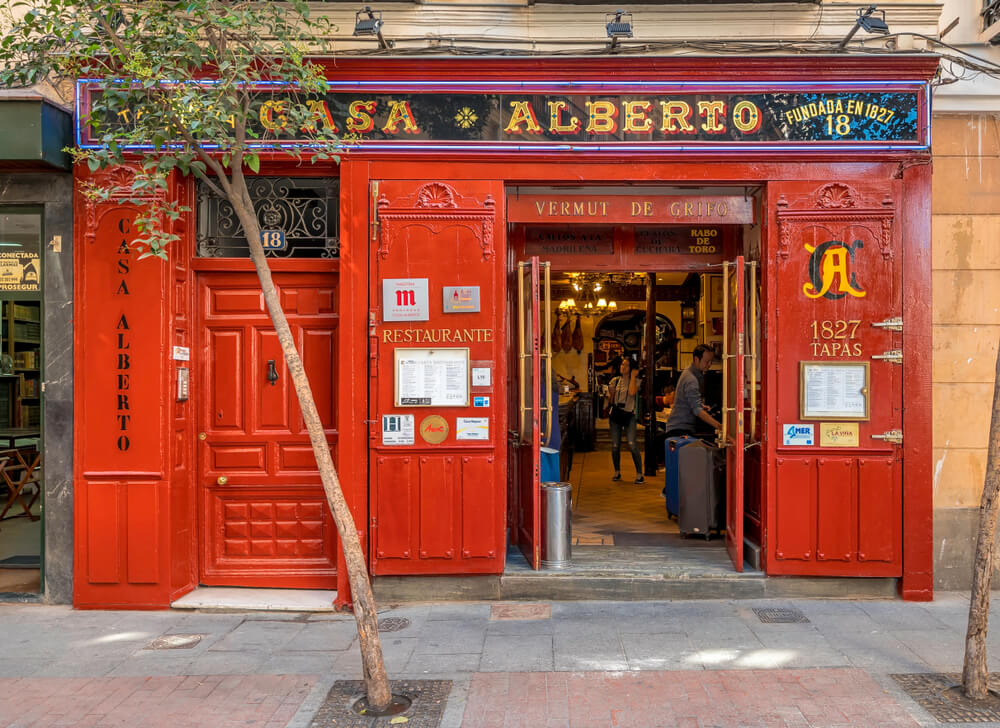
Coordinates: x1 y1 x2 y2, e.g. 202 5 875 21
540 481 572 569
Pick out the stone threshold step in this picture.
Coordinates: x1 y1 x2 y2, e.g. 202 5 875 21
171 587 336 612
374 574 899 602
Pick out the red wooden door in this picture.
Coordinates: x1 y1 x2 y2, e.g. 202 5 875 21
766 181 903 576
724 256 745 571
197 270 339 588
514 258 543 569
369 180 506 576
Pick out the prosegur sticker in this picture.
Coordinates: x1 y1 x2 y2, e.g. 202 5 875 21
782 424 814 446
382 414 414 446
473 396 490 407
456 417 489 440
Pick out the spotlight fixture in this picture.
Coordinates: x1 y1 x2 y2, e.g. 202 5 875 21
605 10 633 51
354 6 392 50
838 5 890 49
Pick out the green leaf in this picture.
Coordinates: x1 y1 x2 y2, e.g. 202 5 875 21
245 154 260 174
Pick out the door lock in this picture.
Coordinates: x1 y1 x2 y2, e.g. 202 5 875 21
872 349 903 365
217 476 228 485
872 429 903 445
871 316 903 332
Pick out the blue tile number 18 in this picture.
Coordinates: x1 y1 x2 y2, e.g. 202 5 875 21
260 230 287 250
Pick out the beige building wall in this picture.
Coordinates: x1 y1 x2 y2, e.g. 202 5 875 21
932 113 1000 588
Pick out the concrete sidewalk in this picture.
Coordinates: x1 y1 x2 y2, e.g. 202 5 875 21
0 593 994 727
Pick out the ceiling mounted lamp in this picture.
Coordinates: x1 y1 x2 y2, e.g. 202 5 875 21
838 5 890 49
605 10 633 51
354 6 393 50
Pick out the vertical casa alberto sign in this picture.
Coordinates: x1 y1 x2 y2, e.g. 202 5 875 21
81 84 926 149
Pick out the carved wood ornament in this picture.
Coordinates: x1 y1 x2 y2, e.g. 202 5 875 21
376 182 497 262
775 182 896 262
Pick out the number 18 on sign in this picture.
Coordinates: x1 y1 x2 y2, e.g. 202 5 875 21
260 230 287 250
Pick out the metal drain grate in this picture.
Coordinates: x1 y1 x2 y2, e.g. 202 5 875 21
892 673 1000 723
378 617 411 633
145 634 204 650
753 607 809 624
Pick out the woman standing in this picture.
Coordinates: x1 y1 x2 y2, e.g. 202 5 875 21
606 355 644 484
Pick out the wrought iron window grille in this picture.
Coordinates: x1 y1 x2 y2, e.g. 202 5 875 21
197 177 340 259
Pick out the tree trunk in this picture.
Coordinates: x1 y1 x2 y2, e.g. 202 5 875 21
229 183 392 710
963 336 1000 699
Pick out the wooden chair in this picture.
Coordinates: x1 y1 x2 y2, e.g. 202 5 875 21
0 447 40 521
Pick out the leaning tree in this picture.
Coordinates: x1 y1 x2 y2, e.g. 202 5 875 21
0 0 393 711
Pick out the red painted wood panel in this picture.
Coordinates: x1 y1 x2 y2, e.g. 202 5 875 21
198 271 339 588
374 454 415 561
858 458 899 563
369 179 506 576
127 482 160 584
765 179 904 578
816 458 854 563
86 482 121 584
419 455 454 560
774 458 813 563
462 455 496 560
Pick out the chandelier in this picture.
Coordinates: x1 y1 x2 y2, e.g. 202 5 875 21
558 272 617 316
556 272 648 316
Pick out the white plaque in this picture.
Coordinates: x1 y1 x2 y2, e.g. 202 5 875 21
172 346 190 361
472 367 491 387
382 278 429 322
382 414 414 445
782 423 815 446
800 362 869 420
395 348 470 407
456 417 489 440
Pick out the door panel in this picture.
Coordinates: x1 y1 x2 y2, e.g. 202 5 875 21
369 180 506 576
724 256 745 571
515 258 542 569
198 271 339 587
767 180 903 576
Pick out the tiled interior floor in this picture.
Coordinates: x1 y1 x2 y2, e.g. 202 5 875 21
568 423 680 545
503 423 742 577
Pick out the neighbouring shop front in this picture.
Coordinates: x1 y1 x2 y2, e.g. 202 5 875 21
70 55 936 609
0 96 74 604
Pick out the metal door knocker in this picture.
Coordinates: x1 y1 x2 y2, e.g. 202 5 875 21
266 359 279 386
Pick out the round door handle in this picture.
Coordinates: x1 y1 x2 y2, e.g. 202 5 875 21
217 476 228 485
199 433 207 441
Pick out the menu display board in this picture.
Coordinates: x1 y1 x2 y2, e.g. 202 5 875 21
394 348 470 407
800 362 869 420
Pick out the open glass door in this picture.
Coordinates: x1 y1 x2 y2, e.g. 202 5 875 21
723 256 746 571
514 257 551 569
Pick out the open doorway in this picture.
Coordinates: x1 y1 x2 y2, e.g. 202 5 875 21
508 206 761 574
553 270 722 549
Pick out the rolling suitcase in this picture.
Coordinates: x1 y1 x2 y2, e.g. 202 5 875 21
662 436 695 519
677 440 726 537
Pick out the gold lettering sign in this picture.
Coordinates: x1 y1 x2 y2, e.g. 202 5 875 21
382 327 494 344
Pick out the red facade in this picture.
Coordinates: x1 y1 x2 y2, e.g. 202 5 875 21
72 56 936 608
